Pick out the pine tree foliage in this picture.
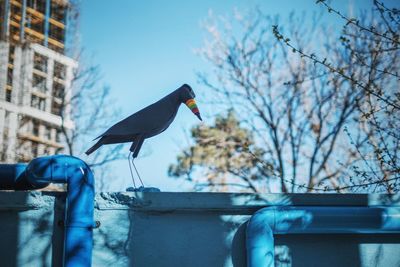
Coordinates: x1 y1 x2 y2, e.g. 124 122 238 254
169 111 271 192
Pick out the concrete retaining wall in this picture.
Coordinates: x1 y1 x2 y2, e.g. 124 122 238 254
0 191 399 266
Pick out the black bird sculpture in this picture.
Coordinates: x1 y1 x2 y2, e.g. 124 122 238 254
85 83 202 157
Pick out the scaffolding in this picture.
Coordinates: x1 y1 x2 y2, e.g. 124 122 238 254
0 0 76 163
1 0 68 53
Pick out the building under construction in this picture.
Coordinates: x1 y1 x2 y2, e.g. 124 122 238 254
0 0 77 162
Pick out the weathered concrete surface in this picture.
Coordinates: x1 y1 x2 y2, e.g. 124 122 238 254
0 191 65 267
0 191 399 267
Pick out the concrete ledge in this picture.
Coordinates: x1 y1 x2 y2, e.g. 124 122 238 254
1 191 398 212
95 192 400 213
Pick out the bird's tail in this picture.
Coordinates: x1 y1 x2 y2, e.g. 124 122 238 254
85 138 104 155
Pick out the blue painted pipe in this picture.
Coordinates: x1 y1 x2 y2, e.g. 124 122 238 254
0 155 95 267
246 206 400 267
26 155 95 267
0 163 49 190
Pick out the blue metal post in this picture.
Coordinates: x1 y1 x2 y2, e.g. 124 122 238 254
1 0 10 40
26 155 95 267
44 0 51 46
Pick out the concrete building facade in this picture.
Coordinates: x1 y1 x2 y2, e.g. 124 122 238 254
0 0 77 162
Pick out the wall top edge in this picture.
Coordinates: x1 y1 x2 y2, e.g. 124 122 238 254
0 191 398 212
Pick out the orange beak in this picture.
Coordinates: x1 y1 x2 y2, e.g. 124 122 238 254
185 99 202 121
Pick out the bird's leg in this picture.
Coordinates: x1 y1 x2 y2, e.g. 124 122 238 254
128 136 145 187
130 136 145 158
131 157 145 187
128 152 137 189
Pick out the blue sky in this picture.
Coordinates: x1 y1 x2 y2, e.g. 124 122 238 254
79 0 374 191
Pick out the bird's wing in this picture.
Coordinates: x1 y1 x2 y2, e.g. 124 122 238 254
97 98 179 138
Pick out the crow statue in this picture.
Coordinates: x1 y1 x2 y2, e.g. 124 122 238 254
85 84 202 188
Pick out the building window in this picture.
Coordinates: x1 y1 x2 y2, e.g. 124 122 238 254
32 120 39 136
49 23 65 43
27 0 46 13
33 53 48 73
1 132 9 161
53 81 64 98
1 141 7 161
32 73 47 92
50 2 66 21
53 62 66 80
44 126 52 140
31 95 46 111
26 13 45 33
5 89 12 102
56 129 62 143
4 111 10 128
25 30 44 45
44 146 51 155
10 25 20 41
31 142 38 158
8 46 15 65
10 2 22 17
7 67 13 86
51 100 62 116
48 43 64 54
